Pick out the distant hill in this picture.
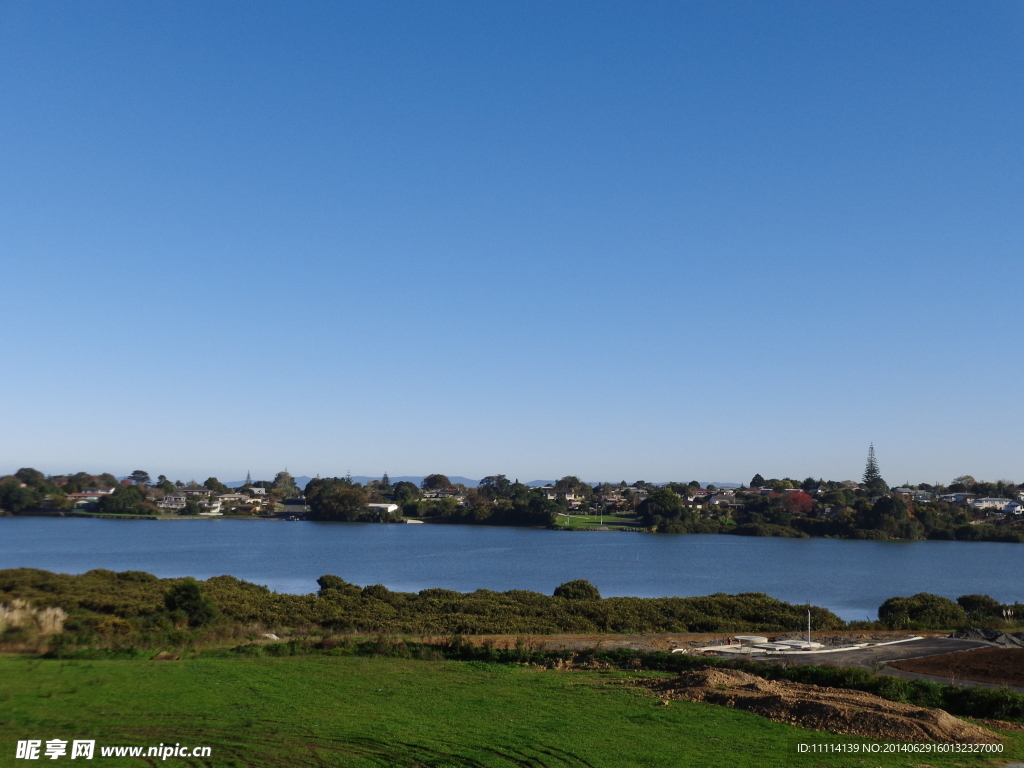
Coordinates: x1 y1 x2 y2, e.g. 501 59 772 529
520 480 743 488
225 476 739 490
226 475 479 488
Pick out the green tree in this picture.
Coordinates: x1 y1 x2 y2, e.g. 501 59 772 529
878 593 966 629
97 486 146 515
857 495 907 532
863 444 887 492
421 474 451 490
164 578 217 626
316 574 360 597
381 472 392 491
392 481 420 505
273 471 296 494
554 476 588 494
553 580 601 600
14 468 46 487
129 470 151 486
957 594 1003 622
638 489 685 525
478 475 512 499
204 477 229 494
0 480 41 512
305 478 367 521
750 474 765 488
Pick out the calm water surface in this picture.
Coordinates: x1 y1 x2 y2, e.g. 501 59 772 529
1 517 1019 621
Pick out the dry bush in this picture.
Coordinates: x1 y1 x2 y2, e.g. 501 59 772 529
0 599 67 635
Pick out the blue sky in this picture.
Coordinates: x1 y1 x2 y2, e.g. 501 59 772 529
2 1 1022 485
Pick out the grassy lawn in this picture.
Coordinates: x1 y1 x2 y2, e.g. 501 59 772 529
554 512 642 528
1 655 1019 767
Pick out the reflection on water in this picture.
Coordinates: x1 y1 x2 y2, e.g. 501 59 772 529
2 517 1022 621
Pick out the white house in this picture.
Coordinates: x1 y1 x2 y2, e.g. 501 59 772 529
367 503 400 515
199 499 223 516
969 497 1016 512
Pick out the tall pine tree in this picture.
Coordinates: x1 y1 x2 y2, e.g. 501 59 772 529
862 444 887 492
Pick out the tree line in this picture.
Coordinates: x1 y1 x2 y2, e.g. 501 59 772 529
0 468 302 516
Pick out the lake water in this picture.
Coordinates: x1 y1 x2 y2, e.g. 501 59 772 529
1 517 1020 621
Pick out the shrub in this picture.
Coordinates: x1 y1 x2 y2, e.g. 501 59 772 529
878 593 966 629
553 580 601 600
164 579 217 627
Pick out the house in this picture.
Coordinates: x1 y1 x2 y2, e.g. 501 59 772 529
157 495 186 511
539 486 589 508
67 491 106 508
249 487 266 495
708 494 744 512
181 488 212 498
939 493 976 506
217 493 250 503
367 503 400 515
66 489 117 509
969 497 1016 512
891 487 916 500
198 499 222 516
422 489 460 499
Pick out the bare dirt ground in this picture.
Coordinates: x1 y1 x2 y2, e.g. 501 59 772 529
638 667 1001 743
890 647 1024 688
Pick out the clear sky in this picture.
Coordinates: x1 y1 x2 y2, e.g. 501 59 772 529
3 1 1023 486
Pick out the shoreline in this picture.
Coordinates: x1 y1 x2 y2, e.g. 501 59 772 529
5 510 1022 545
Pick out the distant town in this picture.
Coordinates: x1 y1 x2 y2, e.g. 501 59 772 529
2 448 1023 543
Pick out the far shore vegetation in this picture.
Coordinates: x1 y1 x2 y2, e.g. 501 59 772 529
4 447 1024 543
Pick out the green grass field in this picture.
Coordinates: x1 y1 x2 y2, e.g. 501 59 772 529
554 512 642 528
1 655 1020 767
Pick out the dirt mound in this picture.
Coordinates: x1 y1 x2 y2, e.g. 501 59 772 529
952 628 1024 648
642 667 999 743
892 646 1024 688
